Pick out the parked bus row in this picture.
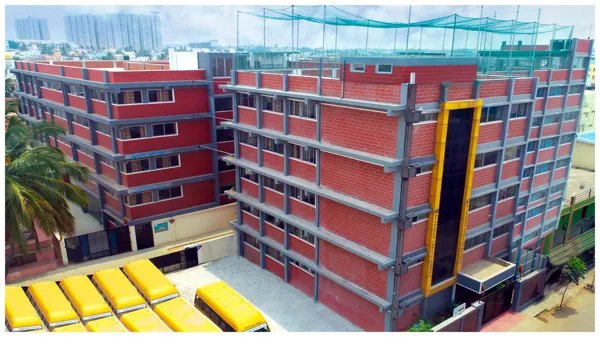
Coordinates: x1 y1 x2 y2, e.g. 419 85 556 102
6 258 270 333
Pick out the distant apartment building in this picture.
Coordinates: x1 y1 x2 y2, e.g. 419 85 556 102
64 12 163 51
190 40 219 50
15 17 51 41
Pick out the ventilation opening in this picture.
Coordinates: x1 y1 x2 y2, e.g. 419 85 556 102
431 108 474 285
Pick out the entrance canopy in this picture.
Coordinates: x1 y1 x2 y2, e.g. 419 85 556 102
457 257 516 294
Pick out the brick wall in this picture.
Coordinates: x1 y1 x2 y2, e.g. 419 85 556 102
553 167 567 180
410 122 437 157
322 78 342 97
551 70 569 82
399 262 423 296
263 150 284 173
479 80 509 98
467 206 492 230
289 198 315 222
448 83 473 101
472 165 497 189
407 173 431 207
288 263 315 297
263 111 283 132
533 172 550 187
322 104 399 157
243 244 261 266
567 94 581 107
237 71 256 86
507 118 526 138
534 70 549 83
238 106 257 126
395 304 421 331
534 98 544 112
108 70 204 83
264 188 284 211
542 123 560 137
576 39 592 53
318 275 385 332
343 81 402 104
289 235 315 260
241 178 259 199
491 234 509 255
462 244 486 267
501 159 520 180
288 75 318 93
403 219 427 253
571 69 586 80
320 240 387 298
320 198 390 256
289 116 317 139
562 120 577 133
289 158 316 183
240 144 258 163
321 152 395 209
242 211 260 232
478 122 503 144
557 143 571 157
261 73 283 90
513 78 533 95
264 221 284 244
513 223 522 237
546 96 564 110
525 214 542 230
537 148 555 162
415 84 440 104
495 197 515 219
265 254 286 279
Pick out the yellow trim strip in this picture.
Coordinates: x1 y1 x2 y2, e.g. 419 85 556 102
421 99 483 298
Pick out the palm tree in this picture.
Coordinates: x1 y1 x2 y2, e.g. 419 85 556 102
5 116 90 277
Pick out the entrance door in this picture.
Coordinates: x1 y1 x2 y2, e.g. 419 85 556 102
481 281 515 326
184 246 200 268
135 223 155 250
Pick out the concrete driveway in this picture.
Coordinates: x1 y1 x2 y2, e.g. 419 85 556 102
166 256 361 332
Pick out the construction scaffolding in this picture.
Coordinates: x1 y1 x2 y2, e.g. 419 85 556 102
235 5 575 78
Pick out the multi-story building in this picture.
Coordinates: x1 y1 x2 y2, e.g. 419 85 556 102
218 38 594 331
10 53 235 251
15 17 50 41
64 15 101 50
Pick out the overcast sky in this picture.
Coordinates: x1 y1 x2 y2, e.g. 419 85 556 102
5 5 595 50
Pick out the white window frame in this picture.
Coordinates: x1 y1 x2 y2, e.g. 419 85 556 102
150 122 179 138
375 64 393 74
147 89 175 104
350 63 365 73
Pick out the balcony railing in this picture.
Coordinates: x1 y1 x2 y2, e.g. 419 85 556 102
563 188 595 207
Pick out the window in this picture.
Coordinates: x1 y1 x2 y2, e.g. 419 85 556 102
242 168 258 183
504 146 522 161
155 155 179 169
522 167 534 179
376 64 393 74
470 192 493 211
243 232 260 249
96 123 111 135
112 91 142 104
290 185 315 206
560 134 575 144
289 99 317 119
543 114 561 125
464 232 490 250
523 228 541 243
555 159 569 169
96 156 114 169
219 184 235 195
119 126 147 140
289 224 315 244
66 83 84 97
158 186 182 200
474 151 498 168
568 85 583 95
241 202 260 217
563 111 578 120
515 212 525 224
264 214 284 230
53 109 68 120
518 196 528 207
350 63 365 72
239 131 258 146
573 57 586 69
548 86 566 97
531 117 542 127
498 185 517 200
263 137 284 154
411 213 429 223
530 189 547 202
72 114 90 127
124 159 150 173
212 56 233 77
510 103 528 118
126 191 153 206
78 146 95 158
527 141 538 152
266 245 285 264
263 96 283 113
215 97 233 111
535 163 552 175
536 87 547 98
493 223 510 237
481 106 503 123
90 88 105 101
152 123 177 136
11 253 38 268
540 137 558 149
527 205 544 219
289 257 315 275
263 176 284 193
290 143 317 164
238 93 256 108
416 164 433 175
218 157 235 172
548 199 561 209
217 129 234 142
41 79 62 90
418 112 438 123
148 89 174 103
550 183 565 194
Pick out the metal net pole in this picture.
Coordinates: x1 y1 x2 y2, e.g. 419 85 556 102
365 20 370 55
393 28 398 54
405 5 412 57
291 5 294 70
418 27 423 53
263 8 266 63
322 5 327 58
476 6 483 53
486 11 497 78
529 9 541 75
442 28 447 53
547 24 556 69
507 6 520 76
450 14 457 56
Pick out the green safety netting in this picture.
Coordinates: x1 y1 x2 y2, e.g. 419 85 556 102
240 5 572 35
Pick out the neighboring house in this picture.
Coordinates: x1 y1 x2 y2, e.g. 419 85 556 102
579 90 595 132
571 131 595 171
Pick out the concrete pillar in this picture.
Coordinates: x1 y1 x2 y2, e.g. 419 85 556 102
60 239 69 265
129 225 138 252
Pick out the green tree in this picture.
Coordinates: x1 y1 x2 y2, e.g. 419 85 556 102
559 256 588 308
5 78 16 98
406 320 433 332
4 115 89 277
100 52 115 60
40 44 53 55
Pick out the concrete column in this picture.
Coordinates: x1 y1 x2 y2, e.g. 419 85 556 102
129 225 138 252
60 239 69 265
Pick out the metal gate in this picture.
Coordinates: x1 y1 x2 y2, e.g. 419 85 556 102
480 280 515 326
64 227 131 264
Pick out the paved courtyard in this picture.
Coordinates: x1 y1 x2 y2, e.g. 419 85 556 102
167 256 361 332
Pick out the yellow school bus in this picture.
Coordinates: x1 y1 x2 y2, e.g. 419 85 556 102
84 316 127 332
92 268 147 316
195 281 270 332
154 297 222 332
51 322 87 332
5 286 44 332
119 307 171 332
26 282 81 331
122 259 179 306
